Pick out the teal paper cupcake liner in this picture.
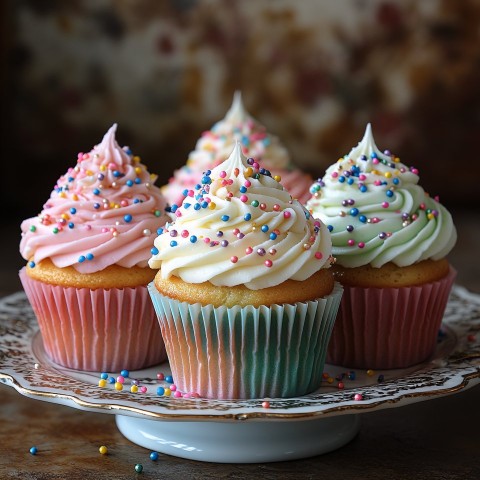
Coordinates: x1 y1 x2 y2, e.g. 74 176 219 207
148 282 343 399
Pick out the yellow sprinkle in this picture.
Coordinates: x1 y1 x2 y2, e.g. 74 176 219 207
133 156 141 163
204 143 214 151
100 164 107 171
72 194 79 201
61 214 70 220
114 204 120 209
384 172 392 178
135 167 142 175
59 192 66 198
99 446 108 455
86 170 93 176
273 175 281 182
367 369 375 376
130 385 139 393
208 202 216 210
244 167 253 177
395 157 400 163
164 388 172 397
427 213 435 220
327 377 334 384
98 379 107 388
114 382 123 391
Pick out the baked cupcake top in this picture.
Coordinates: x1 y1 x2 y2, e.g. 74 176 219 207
20 124 169 273
306 124 456 268
150 143 332 289
161 91 312 206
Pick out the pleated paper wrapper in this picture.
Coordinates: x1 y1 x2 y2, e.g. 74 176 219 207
20 268 167 372
148 282 343 400
326 268 457 370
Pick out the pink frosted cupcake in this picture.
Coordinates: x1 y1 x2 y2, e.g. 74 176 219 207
306 124 457 369
19 124 170 372
161 91 313 207
149 143 342 399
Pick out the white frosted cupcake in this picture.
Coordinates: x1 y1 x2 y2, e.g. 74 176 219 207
161 91 313 206
306 124 457 369
149 143 342 399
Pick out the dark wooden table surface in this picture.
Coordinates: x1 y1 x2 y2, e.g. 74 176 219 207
1 210 479 480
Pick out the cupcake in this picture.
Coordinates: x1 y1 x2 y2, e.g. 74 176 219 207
19 124 170 372
161 91 313 207
306 124 457 369
148 142 342 399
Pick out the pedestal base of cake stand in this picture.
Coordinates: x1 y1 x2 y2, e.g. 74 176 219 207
115 413 361 463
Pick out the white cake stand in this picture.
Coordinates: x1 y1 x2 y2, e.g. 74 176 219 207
0 287 479 463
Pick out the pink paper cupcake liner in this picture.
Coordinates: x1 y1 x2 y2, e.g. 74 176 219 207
148 282 343 399
326 268 457 370
20 268 167 372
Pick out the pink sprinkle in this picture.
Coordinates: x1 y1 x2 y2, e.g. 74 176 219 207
273 204 280 211
85 225 92 231
283 211 291 219
188 190 194 197
374 180 382 186
371 217 380 223
348 239 355 246
181 230 189 238
157 372 165 381
231 256 238 263
233 228 240 235
120 200 129 207
140 386 147 393
204 238 210 244
245 247 253 255
175 210 182 217
331 172 339 179
262 401 270 409
244 180 251 187
382 202 389 208
372 158 379 165
252 162 259 170
240 195 248 202
102 227 108 233
358 242 365 248
108 162 116 170
264 260 273 268
117 376 125 384
411 168 419 175
219 171 227 178
354 393 363 401
170 384 177 392
259 203 267 210
174 391 182 398
315 252 323 259
359 174 367 181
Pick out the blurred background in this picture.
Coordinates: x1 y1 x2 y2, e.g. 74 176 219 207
1 0 479 291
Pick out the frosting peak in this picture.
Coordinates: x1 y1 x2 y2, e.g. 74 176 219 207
150 144 332 289
306 124 456 268
224 91 250 124
20 125 169 273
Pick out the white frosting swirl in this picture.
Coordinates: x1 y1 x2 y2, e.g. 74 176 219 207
306 124 456 268
150 143 332 289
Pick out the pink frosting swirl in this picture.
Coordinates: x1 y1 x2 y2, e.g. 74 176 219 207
20 124 169 273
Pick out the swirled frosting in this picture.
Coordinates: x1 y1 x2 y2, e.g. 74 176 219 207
306 124 456 268
150 143 332 289
20 124 169 273
161 91 312 206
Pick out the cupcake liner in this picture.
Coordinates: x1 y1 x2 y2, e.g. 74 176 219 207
327 268 457 370
20 268 167 372
148 282 343 399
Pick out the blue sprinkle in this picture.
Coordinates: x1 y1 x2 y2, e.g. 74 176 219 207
201 201 208 208
359 185 367 193
134 178 141 184
156 386 165 396
327 225 333 232
194 203 201 211
124 214 133 223
78 255 86 263
244 213 252 221
261 225 269 232
93 203 100 209
338 176 345 183
190 235 197 243
28 261 36 268
150 452 159 461
347 178 354 185
100 372 108 380
269 233 277 240
386 190 394 197
350 208 359 216
133 198 140 204
393 178 400 185
221 215 230 221
151 247 159 255
157 228 164 235
359 215 367 223
170 240 177 247
120 369 129 378
184 203 191 209
86 253 94 260
68 222 74 229
29 447 37 455
239 186 247 193
165 375 174 383
182 189 189 196
93 188 101 195
70 208 77 214
201 176 212 185
170 204 178 213
126 180 133 187
108 377 115 384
